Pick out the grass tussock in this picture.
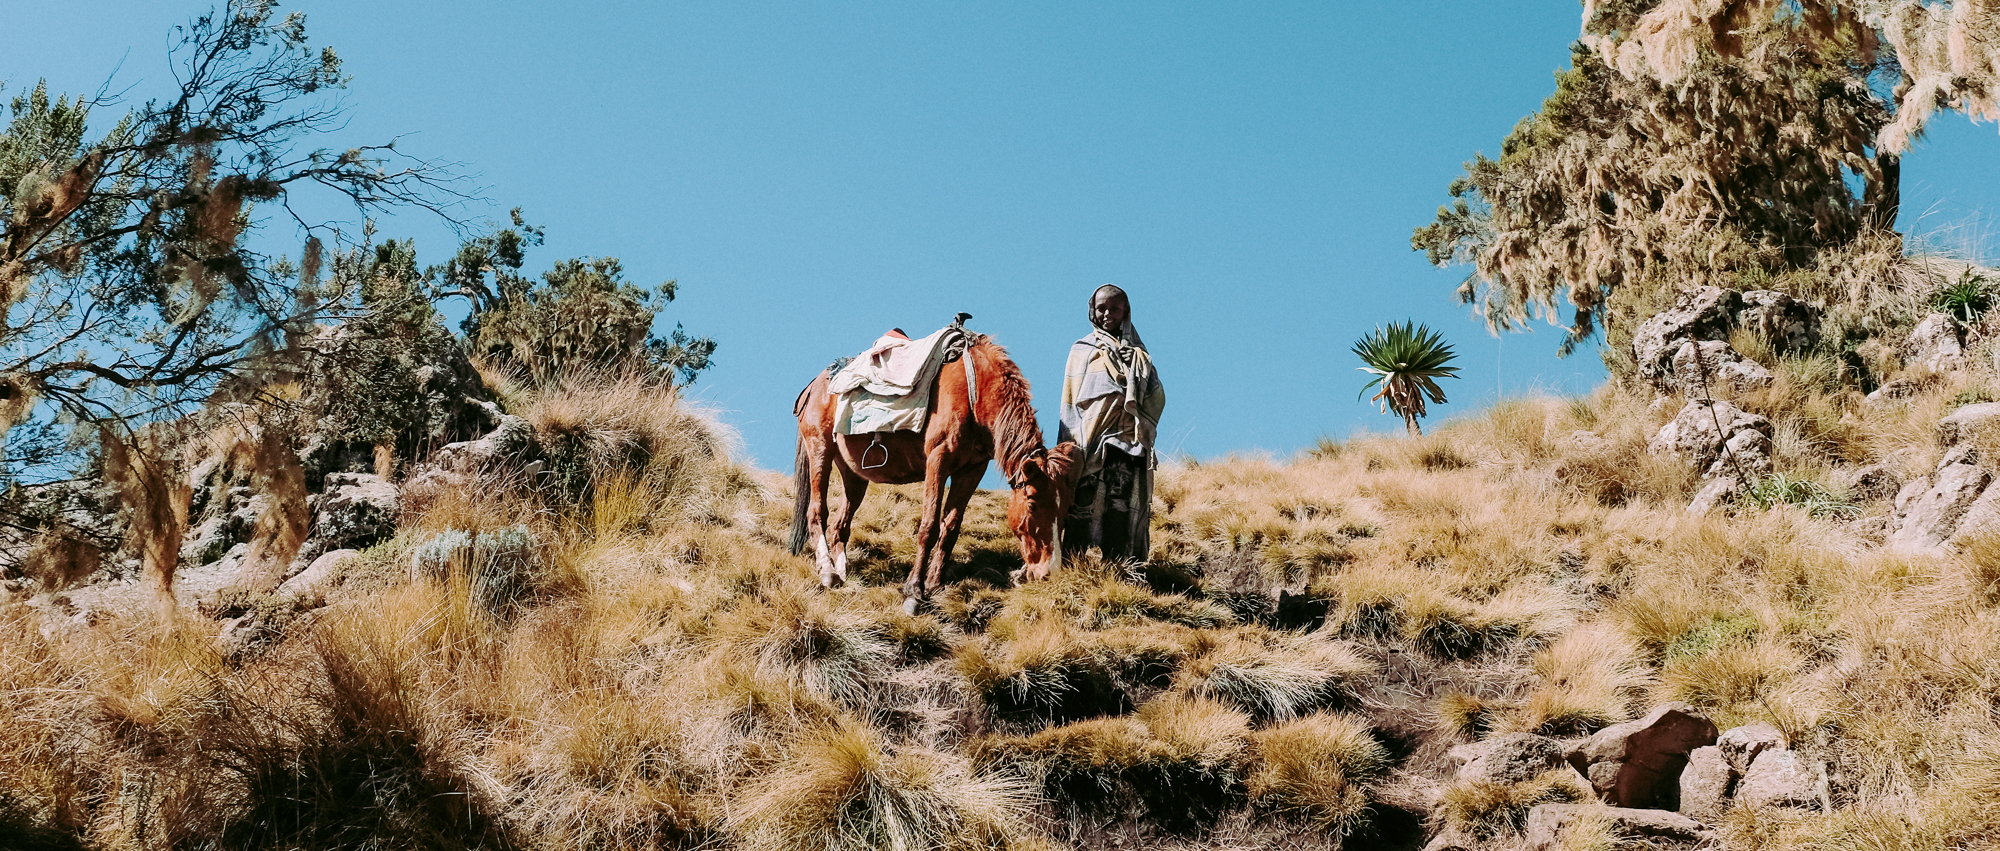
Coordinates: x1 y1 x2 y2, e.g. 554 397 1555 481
1246 712 1389 835
1434 768 1591 842
733 723 1043 851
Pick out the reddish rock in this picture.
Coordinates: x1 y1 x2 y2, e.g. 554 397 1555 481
1566 703 1719 809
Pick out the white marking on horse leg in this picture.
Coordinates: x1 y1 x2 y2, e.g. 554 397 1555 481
815 534 833 585
902 596 919 616
833 548 848 585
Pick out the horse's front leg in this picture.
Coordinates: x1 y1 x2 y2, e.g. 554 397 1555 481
826 464 868 589
808 436 838 584
926 463 986 599
901 455 951 614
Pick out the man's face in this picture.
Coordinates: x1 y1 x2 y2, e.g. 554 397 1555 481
1090 291 1130 334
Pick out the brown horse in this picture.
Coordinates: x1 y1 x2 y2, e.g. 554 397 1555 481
790 335 1079 612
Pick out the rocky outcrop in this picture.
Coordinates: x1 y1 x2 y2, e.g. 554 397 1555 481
306 473 399 559
1567 703 1719 809
1677 745 1734 822
1717 722 1785 773
1736 291 1816 352
1842 462 1904 504
1449 733 1568 785
1523 804 1708 850
1737 750 1822 810
1668 341 1774 394
1908 313 1969 373
1634 287 1743 386
275 548 360 605
1650 400 1774 482
1633 287 1814 393
1887 448 1991 553
1938 402 2000 446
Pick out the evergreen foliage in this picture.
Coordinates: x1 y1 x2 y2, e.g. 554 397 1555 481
436 210 715 387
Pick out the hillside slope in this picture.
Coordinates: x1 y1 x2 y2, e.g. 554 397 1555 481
4 353 2000 850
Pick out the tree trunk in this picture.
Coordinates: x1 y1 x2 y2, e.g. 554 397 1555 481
1404 411 1422 437
1867 151 1901 230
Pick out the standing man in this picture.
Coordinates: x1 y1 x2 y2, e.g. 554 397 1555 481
1059 284 1166 563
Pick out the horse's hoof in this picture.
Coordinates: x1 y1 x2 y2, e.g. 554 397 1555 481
1007 568 1026 587
901 596 919 616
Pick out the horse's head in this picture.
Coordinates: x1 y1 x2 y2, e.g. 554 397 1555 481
1008 440 1081 583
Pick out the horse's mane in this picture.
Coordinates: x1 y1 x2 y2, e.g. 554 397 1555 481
971 337 1045 482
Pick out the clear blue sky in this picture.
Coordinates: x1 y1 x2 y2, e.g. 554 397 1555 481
10 2 2000 476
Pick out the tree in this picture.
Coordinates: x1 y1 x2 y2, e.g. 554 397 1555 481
432 210 716 387
1412 4 1895 366
1353 321 1460 437
1589 0 2000 155
0 2 462 600
0 0 462 486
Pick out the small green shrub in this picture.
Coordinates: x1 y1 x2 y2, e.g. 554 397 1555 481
1932 271 1995 324
1744 473 1859 519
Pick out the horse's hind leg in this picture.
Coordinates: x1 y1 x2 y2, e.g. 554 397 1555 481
826 463 868 589
924 463 986 601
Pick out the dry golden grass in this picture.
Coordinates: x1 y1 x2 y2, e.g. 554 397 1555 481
19 367 2000 849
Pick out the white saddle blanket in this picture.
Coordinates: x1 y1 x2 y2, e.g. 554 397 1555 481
829 327 954 435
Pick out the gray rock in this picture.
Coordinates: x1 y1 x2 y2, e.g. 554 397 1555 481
429 414 536 473
307 473 400 558
1717 722 1785 773
1909 313 1969 373
1567 702 1719 809
1688 475 1743 515
1634 287 1742 386
1844 463 1904 503
1887 460 1992 553
1649 400 1774 479
276 548 360 605
1679 745 1735 822
1524 804 1708 850
1451 733 1568 785
1737 750 1821 810
1736 290 1817 353
1669 340 1774 394
1939 402 2000 446
1866 376 1924 404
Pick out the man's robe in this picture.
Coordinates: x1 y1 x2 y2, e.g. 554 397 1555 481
1058 320 1165 561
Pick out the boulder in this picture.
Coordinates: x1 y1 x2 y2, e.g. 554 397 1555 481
307 473 400 558
1909 313 1969 373
1634 287 1742 385
1687 475 1744 515
1649 401 1774 479
275 548 360 605
1737 750 1821 810
1566 703 1719 809
1524 804 1708 851
1886 459 1991 553
1419 828 1477 851
1678 745 1735 822
1717 722 1785 774
1843 463 1904 504
428 413 536 473
1866 376 1925 404
1668 341 1773 394
1939 402 2000 446
1450 733 1568 785
1736 290 1816 353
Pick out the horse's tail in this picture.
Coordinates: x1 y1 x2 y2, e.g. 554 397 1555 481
788 433 813 556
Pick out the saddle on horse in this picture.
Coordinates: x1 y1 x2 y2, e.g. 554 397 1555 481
826 315 976 441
